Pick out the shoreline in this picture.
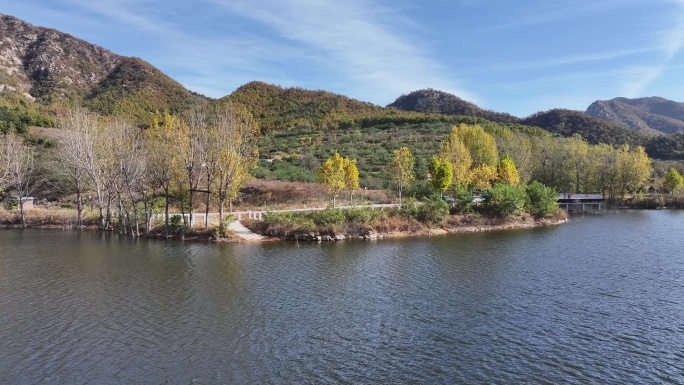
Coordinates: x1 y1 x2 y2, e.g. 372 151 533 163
0 211 569 242
242 214 570 242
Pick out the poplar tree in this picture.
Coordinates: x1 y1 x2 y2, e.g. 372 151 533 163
454 123 498 167
440 127 472 188
428 156 453 196
390 146 415 205
496 156 520 186
344 157 359 205
663 167 683 194
319 152 346 208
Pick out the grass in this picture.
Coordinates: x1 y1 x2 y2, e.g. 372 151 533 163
0 206 99 228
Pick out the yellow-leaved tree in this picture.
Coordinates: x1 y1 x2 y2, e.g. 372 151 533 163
616 145 651 199
469 164 498 191
344 157 359 205
440 127 472 188
390 146 415 205
319 152 347 208
453 123 498 168
496 155 520 185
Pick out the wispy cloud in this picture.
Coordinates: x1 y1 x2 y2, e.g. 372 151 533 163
622 0 684 96
15 0 474 103
204 0 476 103
475 47 656 73
493 0 646 30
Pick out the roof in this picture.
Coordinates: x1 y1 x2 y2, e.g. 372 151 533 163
558 193 604 200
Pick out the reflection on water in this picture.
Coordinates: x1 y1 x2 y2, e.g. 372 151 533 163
1 210 684 383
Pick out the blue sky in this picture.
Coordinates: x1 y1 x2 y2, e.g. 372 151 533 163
4 0 684 116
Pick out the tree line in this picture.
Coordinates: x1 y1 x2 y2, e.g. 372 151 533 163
0 103 258 235
318 123 653 217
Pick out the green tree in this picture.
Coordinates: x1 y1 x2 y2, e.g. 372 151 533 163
496 155 520 185
566 134 589 193
428 155 453 196
344 157 359 205
319 152 346 208
526 182 559 217
390 146 415 205
663 167 683 194
617 145 651 199
484 184 527 218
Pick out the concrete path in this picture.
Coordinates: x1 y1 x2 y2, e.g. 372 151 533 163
227 220 264 241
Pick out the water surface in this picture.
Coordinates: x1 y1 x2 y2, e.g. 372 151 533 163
1 210 683 383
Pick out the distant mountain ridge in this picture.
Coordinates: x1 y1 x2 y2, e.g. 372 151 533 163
0 13 207 124
387 89 647 146
387 89 520 124
586 97 684 135
521 108 647 146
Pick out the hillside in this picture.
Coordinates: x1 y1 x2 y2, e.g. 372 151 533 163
0 13 207 125
521 109 648 146
388 89 520 124
225 81 390 132
586 97 684 135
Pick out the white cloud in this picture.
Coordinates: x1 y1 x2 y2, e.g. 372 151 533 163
204 0 476 103
621 0 684 96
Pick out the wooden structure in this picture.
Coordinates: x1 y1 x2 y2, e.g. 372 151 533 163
558 193 604 213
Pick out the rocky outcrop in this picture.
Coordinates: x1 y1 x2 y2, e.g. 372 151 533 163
0 14 122 100
586 97 684 135
0 13 207 123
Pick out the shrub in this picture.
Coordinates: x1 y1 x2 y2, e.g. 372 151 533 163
343 207 382 224
169 214 183 230
310 209 345 226
449 186 475 214
417 196 450 223
526 182 559 217
483 184 527 217
401 195 449 223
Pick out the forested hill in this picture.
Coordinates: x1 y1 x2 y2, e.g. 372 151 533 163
388 89 520 124
224 81 388 132
521 109 648 146
0 14 208 126
586 97 684 135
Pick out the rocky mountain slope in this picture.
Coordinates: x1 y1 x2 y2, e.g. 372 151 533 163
0 13 207 124
586 97 684 135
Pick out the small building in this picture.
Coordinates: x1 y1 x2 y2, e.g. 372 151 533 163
6 197 35 209
558 193 604 213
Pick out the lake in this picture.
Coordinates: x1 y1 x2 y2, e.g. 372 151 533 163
1 210 683 384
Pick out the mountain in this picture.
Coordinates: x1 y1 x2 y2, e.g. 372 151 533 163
521 109 647 146
586 97 684 135
0 13 207 125
387 89 520 124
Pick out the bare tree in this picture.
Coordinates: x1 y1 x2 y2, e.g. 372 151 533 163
179 108 205 230
6 133 34 227
100 118 146 236
58 108 106 229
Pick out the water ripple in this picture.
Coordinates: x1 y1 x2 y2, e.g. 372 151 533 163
1 212 684 383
